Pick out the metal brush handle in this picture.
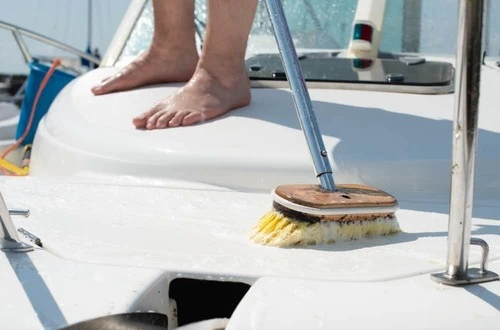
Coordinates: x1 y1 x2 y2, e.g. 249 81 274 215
264 0 336 191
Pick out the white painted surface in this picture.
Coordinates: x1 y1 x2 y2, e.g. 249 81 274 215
30 65 500 201
0 176 498 328
1 177 499 283
227 269 500 330
0 248 171 330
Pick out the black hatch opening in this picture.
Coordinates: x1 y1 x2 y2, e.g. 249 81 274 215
169 278 251 326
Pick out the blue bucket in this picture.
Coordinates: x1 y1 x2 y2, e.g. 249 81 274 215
16 60 76 145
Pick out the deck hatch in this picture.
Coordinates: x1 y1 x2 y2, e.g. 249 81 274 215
246 53 454 94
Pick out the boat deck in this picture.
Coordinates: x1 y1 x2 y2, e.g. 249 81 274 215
1 177 499 329
2 177 499 282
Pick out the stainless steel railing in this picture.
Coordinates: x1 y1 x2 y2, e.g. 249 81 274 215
0 20 101 66
431 0 499 286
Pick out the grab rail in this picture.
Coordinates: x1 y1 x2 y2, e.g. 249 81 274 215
0 20 101 66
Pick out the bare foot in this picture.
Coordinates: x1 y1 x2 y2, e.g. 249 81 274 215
91 45 199 95
132 66 251 129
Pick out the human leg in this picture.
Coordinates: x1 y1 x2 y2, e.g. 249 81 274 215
91 0 199 95
133 0 258 129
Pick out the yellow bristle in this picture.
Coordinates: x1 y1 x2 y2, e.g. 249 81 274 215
251 211 288 244
251 210 401 247
259 212 282 233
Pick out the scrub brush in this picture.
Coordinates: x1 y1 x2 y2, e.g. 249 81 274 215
251 184 400 247
252 0 400 247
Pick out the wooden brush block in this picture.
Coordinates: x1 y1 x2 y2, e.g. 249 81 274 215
274 184 397 209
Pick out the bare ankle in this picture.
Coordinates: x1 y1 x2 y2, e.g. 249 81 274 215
195 59 248 87
148 40 198 60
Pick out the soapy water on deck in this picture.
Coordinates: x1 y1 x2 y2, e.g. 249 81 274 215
3 177 499 283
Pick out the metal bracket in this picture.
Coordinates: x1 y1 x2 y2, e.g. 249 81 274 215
1 209 33 253
431 238 499 286
0 239 34 253
9 209 30 217
0 191 33 253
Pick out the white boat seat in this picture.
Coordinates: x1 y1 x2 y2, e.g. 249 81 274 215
30 67 500 198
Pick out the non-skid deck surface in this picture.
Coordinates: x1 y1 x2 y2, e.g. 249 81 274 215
2 177 499 282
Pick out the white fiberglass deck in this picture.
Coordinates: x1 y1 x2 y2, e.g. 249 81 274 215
1 177 499 329
2 177 499 283
30 65 500 199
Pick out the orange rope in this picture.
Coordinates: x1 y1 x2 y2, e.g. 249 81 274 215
0 58 62 175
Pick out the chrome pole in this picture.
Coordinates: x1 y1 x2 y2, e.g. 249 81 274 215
11 30 33 64
447 0 484 278
431 0 498 285
88 0 93 50
264 0 335 191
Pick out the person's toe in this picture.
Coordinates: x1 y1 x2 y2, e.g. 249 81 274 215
146 110 166 130
181 112 203 126
91 83 105 95
91 77 112 93
92 75 122 95
133 100 166 128
92 67 139 95
132 113 149 128
168 111 190 127
133 109 156 128
101 76 112 84
156 112 176 129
